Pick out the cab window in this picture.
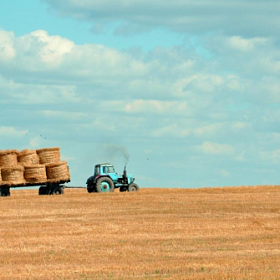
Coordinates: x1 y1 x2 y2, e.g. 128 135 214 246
103 166 115 173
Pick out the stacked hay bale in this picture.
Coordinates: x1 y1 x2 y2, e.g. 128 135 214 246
37 148 60 164
0 150 25 186
36 148 70 183
46 161 70 183
18 150 39 166
0 150 18 168
24 165 47 184
18 149 46 184
0 147 70 186
1 165 25 186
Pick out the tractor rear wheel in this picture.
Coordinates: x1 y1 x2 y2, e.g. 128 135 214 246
87 186 95 193
96 177 114 193
128 183 139 192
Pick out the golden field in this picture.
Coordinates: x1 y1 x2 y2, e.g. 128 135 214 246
0 186 280 280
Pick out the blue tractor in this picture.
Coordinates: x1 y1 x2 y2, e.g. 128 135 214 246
86 163 140 193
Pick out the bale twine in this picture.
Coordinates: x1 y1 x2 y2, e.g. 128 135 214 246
18 149 39 166
1 166 25 186
36 147 60 164
46 161 70 182
0 150 19 167
24 165 47 184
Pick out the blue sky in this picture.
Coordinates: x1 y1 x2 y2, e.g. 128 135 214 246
0 0 280 188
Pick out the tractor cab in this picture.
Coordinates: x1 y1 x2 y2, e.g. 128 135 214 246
94 163 118 183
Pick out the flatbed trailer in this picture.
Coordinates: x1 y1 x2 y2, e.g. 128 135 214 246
0 180 70 197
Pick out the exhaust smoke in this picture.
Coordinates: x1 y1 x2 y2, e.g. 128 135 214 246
98 144 130 166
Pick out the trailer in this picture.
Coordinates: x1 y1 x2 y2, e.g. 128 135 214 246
0 179 70 197
0 147 70 197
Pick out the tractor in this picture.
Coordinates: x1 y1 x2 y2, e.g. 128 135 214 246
86 163 140 193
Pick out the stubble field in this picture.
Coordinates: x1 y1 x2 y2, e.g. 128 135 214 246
0 186 280 280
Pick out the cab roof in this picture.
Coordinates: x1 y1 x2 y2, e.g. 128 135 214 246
95 163 113 167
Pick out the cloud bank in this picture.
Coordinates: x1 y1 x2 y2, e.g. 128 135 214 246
1 27 280 187
44 0 280 37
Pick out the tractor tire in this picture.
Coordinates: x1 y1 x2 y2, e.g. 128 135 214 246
96 177 114 193
128 183 140 192
87 186 95 193
51 186 64 195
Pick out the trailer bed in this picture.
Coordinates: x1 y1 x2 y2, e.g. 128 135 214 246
0 179 71 196
0 179 71 188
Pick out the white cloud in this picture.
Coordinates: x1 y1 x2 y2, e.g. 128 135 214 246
260 149 280 163
1 28 279 111
42 110 86 120
124 100 187 114
194 123 224 137
29 136 43 148
227 37 268 52
0 30 15 60
28 30 74 66
231 122 252 132
218 169 231 178
152 123 190 138
0 126 28 137
200 141 235 156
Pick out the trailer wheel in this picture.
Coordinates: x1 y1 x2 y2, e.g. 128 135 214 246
39 187 47 195
52 186 64 195
96 177 114 193
128 183 139 192
0 188 10 197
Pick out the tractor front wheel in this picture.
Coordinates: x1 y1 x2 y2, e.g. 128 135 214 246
96 177 114 193
128 183 139 192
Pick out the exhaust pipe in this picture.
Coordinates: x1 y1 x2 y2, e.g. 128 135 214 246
123 165 127 179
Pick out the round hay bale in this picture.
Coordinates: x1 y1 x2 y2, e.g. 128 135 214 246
18 149 39 166
0 168 2 184
1 166 25 186
46 161 70 182
36 147 60 164
0 150 19 167
24 165 47 184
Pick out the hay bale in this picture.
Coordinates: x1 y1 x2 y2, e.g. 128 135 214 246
36 147 60 164
1 166 25 186
24 165 47 184
18 149 39 166
0 150 18 167
0 168 2 185
46 161 70 182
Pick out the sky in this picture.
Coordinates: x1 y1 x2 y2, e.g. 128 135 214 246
0 0 280 188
